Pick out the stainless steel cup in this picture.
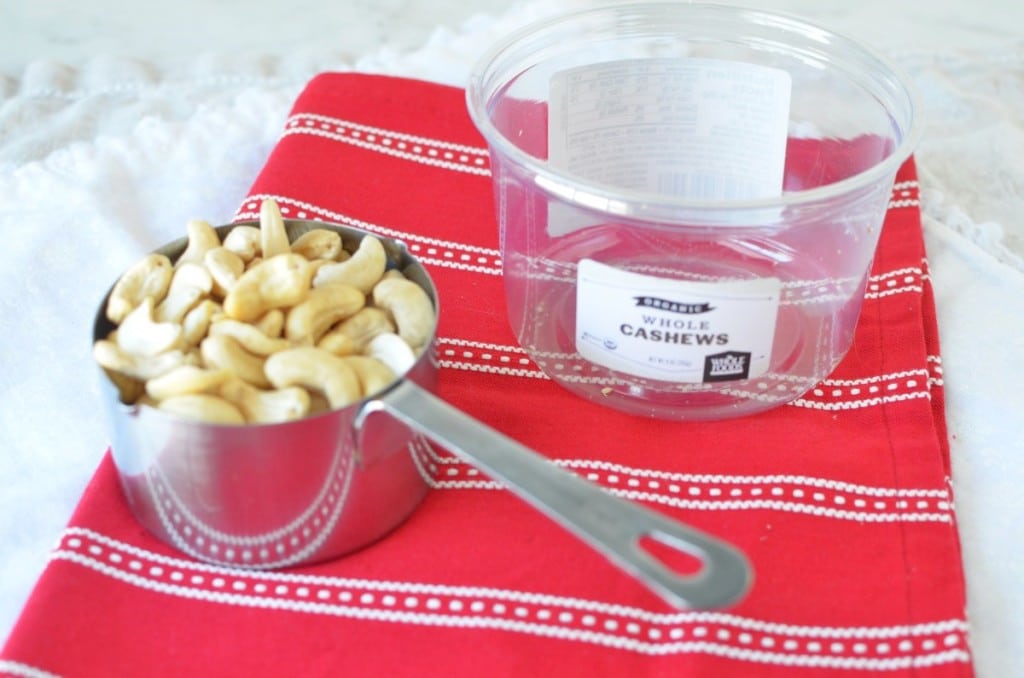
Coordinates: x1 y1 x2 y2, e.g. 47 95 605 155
93 219 753 610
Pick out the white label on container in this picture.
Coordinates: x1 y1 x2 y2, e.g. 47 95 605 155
575 259 780 383
547 58 791 234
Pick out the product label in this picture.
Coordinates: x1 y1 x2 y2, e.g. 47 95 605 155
575 259 780 383
547 57 792 234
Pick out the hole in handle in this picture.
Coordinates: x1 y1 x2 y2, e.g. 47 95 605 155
637 533 705 577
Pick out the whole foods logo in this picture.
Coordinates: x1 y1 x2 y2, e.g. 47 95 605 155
634 296 714 315
703 351 751 382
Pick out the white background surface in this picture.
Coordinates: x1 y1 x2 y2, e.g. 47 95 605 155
1 1 1022 675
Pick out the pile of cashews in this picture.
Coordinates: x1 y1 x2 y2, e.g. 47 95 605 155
93 199 436 425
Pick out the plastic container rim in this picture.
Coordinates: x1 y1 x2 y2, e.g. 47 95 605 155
465 2 923 220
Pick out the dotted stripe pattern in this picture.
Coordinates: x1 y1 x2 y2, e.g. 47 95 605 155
284 113 491 176
791 369 936 411
437 338 944 411
276 115 920 218
235 197 926 302
888 180 920 209
438 338 543 380
526 257 925 306
234 194 503 276
411 439 954 524
865 265 928 300
144 438 356 569
927 355 945 388
53 528 969 668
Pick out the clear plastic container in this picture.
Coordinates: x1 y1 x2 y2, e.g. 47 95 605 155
466 3 920 420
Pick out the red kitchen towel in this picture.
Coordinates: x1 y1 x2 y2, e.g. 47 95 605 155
1 73 971 677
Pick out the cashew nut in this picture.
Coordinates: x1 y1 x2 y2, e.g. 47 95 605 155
145 365 232 401
317 307 395 355
218 378 311 424
253 309 284 338
371 278 434 348
260 199 290 259
181 299 221 348
312 235 386 294
155 262 214 324
307 391 331 416
176 219 221 268
284 283 365 345
200 334 270 388
290 229 343 261
115 297 183 356
204 247 245 298
317 333 358 356
103 368 146 404
307 258 336 281
223 253 313 322
209 318 292 355
366 332 417 377
264 347 361 409
94 339 187 381
158 394 245 425
223 225 261 262
316 332 355 356
106 253 173 324
342 355 396 398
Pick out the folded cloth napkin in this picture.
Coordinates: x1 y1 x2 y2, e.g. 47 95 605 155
1 73 971 677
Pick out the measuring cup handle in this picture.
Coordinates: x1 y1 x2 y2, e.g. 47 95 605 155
359 379 752 610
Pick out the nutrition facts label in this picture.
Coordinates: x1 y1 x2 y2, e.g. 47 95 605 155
548 57 792 202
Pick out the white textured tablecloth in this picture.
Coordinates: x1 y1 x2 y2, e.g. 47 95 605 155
1 1 1021 675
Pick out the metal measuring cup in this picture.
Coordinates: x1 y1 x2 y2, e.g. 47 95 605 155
93 219 752 610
